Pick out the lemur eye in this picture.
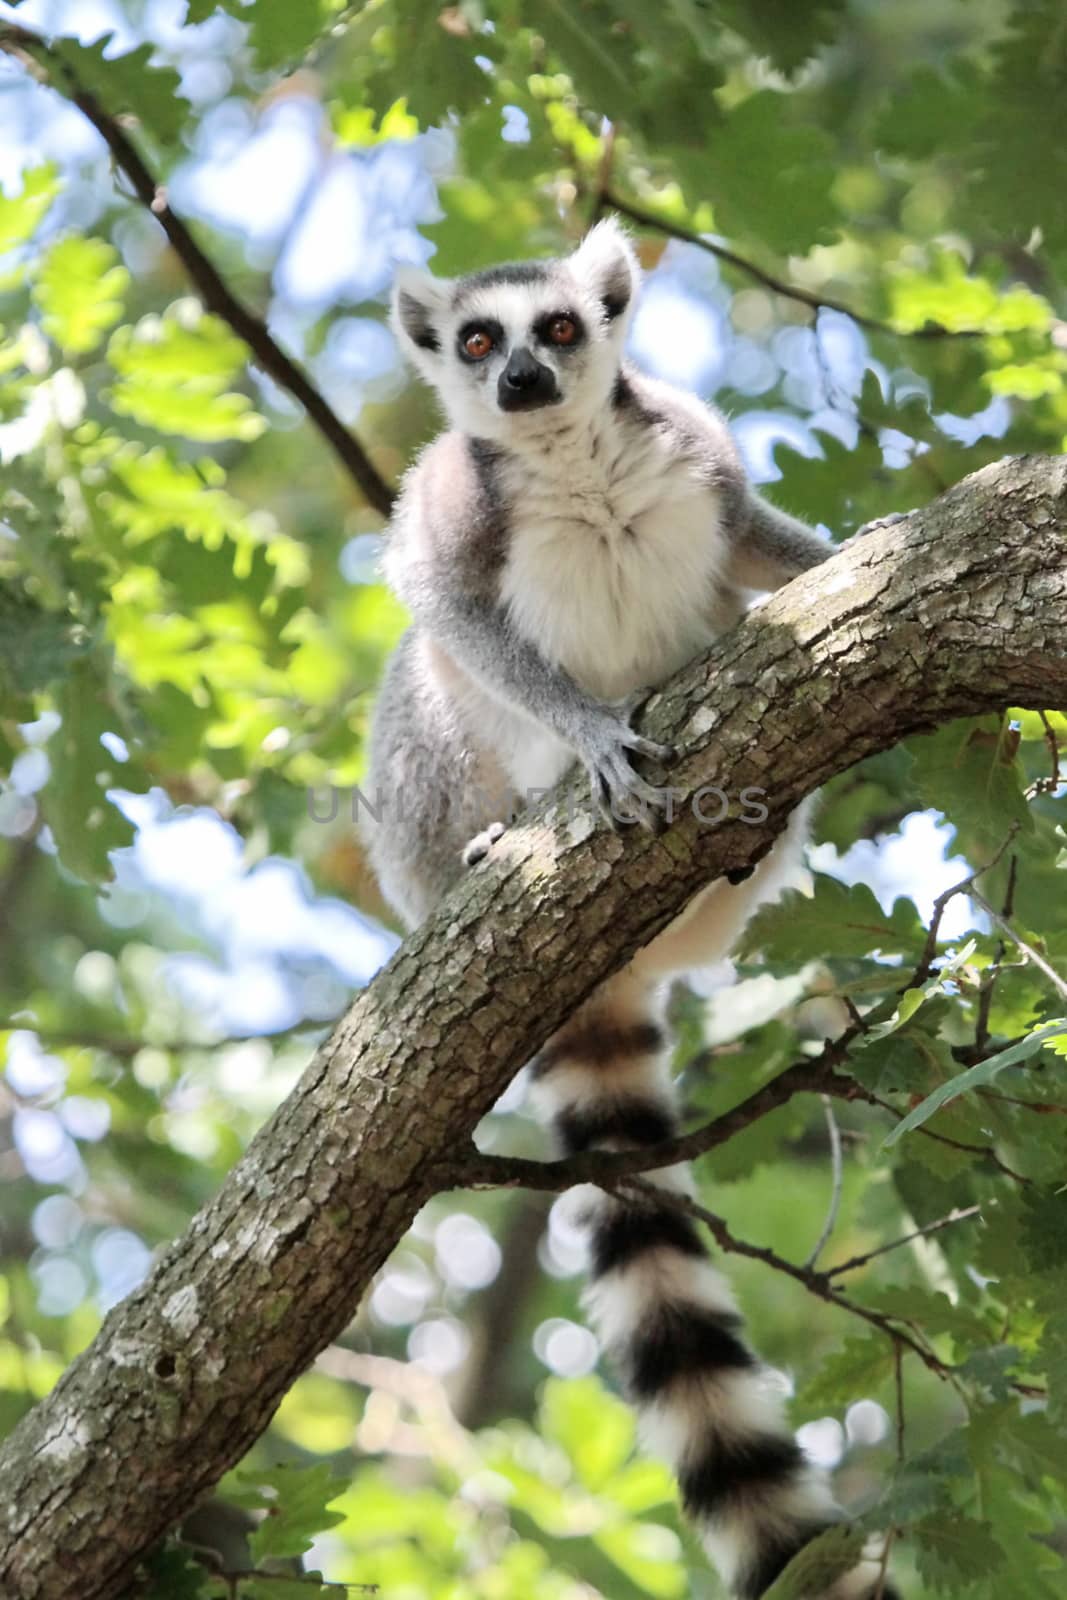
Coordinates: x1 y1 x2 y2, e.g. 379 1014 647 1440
548 315 577 345
463 329 495 360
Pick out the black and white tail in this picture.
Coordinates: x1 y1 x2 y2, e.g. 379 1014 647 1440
531 859 896 1599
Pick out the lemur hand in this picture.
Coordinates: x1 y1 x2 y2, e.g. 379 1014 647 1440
579 692 677 833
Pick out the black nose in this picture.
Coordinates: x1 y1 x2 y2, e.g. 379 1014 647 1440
498 347 558 411
502 349 543 390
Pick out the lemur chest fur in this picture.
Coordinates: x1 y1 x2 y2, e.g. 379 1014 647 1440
498 414 727 703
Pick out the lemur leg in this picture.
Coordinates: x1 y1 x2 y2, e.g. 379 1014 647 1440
631 799 813 983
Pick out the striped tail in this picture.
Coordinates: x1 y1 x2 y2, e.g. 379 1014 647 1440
531 967 895 1600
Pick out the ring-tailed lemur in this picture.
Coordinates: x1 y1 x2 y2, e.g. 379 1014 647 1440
363 220 896 1600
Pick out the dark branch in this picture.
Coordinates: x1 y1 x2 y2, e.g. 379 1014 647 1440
605 192 985 341
445 1054 848 1192
825 1205 982 1279
0 22 396 519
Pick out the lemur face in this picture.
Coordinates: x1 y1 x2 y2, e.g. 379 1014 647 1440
391 219 640 441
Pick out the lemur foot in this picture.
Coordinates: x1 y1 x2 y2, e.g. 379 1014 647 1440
462 821 506 866
726 865 755 885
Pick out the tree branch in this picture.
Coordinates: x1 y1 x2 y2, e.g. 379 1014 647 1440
605 192 985 340
2 454 1067 1600
449 1053 851 1193
824 1205 981 1280
0 22 396 519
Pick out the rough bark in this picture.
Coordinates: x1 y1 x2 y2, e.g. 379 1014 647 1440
1 454 1066 1600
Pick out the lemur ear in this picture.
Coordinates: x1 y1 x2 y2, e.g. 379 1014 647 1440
569 218 640 323
391 267 451 357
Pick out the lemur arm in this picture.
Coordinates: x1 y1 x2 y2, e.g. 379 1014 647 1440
410 577 674 822
724 491 832 592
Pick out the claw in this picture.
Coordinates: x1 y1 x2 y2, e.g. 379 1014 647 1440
462 820 507 867
626 734 677 764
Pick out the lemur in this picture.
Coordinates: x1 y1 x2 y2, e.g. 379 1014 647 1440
363 220 897 1600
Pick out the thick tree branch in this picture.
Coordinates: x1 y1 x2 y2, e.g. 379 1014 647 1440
2 455 1067 1600
0 22 396 519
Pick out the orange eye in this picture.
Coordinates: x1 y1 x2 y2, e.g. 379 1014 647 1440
464 329 494 360
548 315 577 345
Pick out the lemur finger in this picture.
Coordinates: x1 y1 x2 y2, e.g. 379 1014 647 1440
589 762 643 830
624 732 677 764
604 764 673 829
610 756 671 812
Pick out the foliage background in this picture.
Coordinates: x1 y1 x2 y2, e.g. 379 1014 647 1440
0 1 1065 1596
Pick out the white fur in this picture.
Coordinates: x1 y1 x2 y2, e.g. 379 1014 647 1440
498 419 726 705
586 1252 742 1349
531 1052 675 1117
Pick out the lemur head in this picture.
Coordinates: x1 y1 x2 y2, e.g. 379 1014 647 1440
391 219 640 441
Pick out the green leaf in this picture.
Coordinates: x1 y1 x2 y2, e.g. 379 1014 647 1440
799 1333 894 1410
136 1542 210 1599
107 309 264 443
239 1462 346 1563
593 1519 686 1598
540 1375 635 1491
913 1512 1005 1589
690 91 837 254
0 165 60 255
0 589 93 701
710 0 847 75
763 1524 868 1599
884 1022 1067 1147
523 0 635 119
39 657 143 883
360 0 499 124
34 236 129 355
742 874 924 964
247 0 338 69
44 37 192 146
907 716 1033 859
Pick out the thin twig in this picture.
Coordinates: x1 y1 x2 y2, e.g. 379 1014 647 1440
804 1095 844 1269
614 1176 954 1383
604 192 984 340
1026 709 1062 798
873 1527 896 1600
974 854 1018 1052
616 1178 1047 1400
587 122 618 229
910 821 1021 988
0 22 395 518
969 889 1067 1003
861 1089 1031 1183
826 1206 981 1279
